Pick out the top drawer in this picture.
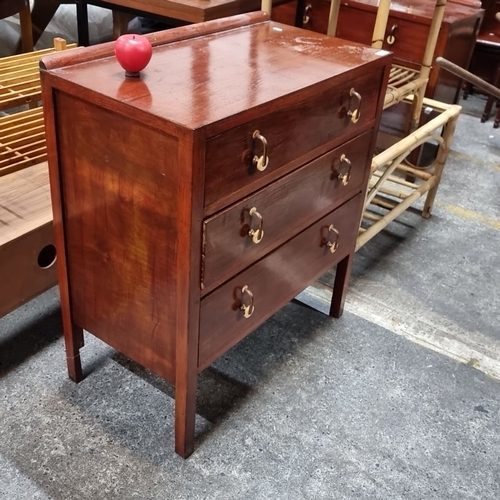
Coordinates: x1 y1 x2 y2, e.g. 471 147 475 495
204 68 384 213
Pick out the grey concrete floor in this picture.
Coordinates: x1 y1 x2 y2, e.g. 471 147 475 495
1 94 500 499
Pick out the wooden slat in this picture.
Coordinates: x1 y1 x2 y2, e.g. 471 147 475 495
0 161 52 245
384 64 428 109
0 41 77 111
0 107 47 177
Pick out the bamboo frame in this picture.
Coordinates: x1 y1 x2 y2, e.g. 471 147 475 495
371 0 392 49
0 38 76 111
320 0 458 249
327 0 341 36
261 0 272 14
324 0 447 115
357 99 461 250
0 107 46 177
409 0 447 131
0 38 76 178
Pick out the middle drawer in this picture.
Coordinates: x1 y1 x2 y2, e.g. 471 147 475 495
201 130 372 293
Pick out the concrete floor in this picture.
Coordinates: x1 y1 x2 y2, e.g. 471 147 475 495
1 94 499 499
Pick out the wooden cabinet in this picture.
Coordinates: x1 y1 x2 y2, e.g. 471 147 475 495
40 12 391 457
272 0 483 104
466 1 500 89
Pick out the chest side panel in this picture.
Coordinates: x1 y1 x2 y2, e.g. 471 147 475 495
54 92 183 382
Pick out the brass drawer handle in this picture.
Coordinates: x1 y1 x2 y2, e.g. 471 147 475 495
347 88 362 124
248 206 264 244
338 154 352 186
303 4 312 25
240 285 255 318
252 130 269 171
386 24 397 45
327 225 340 253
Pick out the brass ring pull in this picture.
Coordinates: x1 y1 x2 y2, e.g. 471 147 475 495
303 4 312 25
386 24 397 45
327 225 340 254
252 130 269 171
240 285 255 318
248 207 265 244
347 88 362 124
338 154 352 186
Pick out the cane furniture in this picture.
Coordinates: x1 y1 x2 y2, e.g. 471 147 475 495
40 11 391 457
267 0 463 250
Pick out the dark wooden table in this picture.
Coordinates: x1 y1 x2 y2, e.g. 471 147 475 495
74 0 263 45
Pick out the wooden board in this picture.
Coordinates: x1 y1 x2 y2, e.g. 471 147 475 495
0 161 57 317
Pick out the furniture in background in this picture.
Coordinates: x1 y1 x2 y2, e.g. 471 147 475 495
72 0 265 45
481 65 500 126
272 0 483 105
0 39 75 318
463 0 500 125
269 0 463 250
40 11 391 457
0 0 34 52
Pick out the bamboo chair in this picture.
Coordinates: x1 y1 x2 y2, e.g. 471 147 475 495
261 0 461 251
325 0 461 250
328 0 447 133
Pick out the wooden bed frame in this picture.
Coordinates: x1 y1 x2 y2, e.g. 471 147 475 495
0 39 75 318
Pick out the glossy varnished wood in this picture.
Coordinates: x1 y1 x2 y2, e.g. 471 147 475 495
204 69 384 212
202 131 372 292
41 15 388 133
54 92 184 382
41 13 391 457
199 194 363 370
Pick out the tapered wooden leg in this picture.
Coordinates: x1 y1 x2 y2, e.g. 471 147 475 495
481 95 495 123
59 274 84 382
175 312 198 458
175 364 197 458
64 323 84 382
494 103 500 129
330 253 354 318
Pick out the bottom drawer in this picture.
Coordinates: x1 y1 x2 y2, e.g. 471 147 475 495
198 193 362 370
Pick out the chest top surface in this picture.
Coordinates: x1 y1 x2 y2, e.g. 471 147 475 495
342 0 483 24
45 19 388 130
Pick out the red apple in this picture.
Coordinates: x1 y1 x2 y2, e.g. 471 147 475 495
114 34 152 77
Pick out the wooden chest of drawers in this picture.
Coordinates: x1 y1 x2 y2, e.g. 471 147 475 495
41 12 391 457
273 0 483 104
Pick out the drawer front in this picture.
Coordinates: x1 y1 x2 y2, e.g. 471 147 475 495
202 130 372 293
300 0 331 34
204 69 383 212
336 7 428 66
198 193 362 370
